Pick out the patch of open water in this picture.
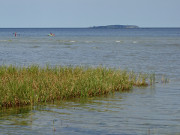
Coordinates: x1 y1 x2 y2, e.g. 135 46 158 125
0 28 180 134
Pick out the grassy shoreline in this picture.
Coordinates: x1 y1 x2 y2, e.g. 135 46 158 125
0 65 154 109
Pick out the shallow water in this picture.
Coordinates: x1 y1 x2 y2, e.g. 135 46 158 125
0 28 180 134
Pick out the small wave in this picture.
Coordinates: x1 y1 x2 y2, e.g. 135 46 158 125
69 41 76 43
31 45 40 48
115 40 124 43
92 47 99 49
85 41 91 43
115 40 121 43
0 40 7 42
0 40 12 42
85 41 96 43
56 40 76 44
132 41 137 44
64 43 73 45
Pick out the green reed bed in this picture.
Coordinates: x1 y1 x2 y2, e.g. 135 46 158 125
0 65 153 108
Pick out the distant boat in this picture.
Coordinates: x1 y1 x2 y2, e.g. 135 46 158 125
48 33 55 36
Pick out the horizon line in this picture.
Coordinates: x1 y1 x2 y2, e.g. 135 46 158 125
0 26 180 29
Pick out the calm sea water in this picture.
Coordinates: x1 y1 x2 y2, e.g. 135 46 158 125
0 28 180 135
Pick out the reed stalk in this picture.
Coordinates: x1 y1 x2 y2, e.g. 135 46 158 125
0 65 154 108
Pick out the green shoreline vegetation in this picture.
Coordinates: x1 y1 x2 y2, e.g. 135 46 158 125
0 65 155 109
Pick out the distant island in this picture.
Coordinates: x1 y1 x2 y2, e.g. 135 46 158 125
90 25 139 29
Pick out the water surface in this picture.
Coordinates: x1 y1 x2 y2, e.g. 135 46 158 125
0 28 180 135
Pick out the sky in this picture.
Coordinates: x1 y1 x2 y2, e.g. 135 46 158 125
0 0 180 28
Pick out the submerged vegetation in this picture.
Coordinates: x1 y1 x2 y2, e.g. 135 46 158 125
0 65 154 109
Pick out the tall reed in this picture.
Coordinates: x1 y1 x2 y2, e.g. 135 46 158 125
0 65 154 108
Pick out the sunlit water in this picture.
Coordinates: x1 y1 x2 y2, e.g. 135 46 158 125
0 28 180 135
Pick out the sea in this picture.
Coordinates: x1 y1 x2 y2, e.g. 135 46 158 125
0 28 180 135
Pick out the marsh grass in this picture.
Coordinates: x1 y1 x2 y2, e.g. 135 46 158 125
161 75 170 83
0 65 154 108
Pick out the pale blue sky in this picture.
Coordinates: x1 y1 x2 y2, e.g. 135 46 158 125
0 0 180 28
